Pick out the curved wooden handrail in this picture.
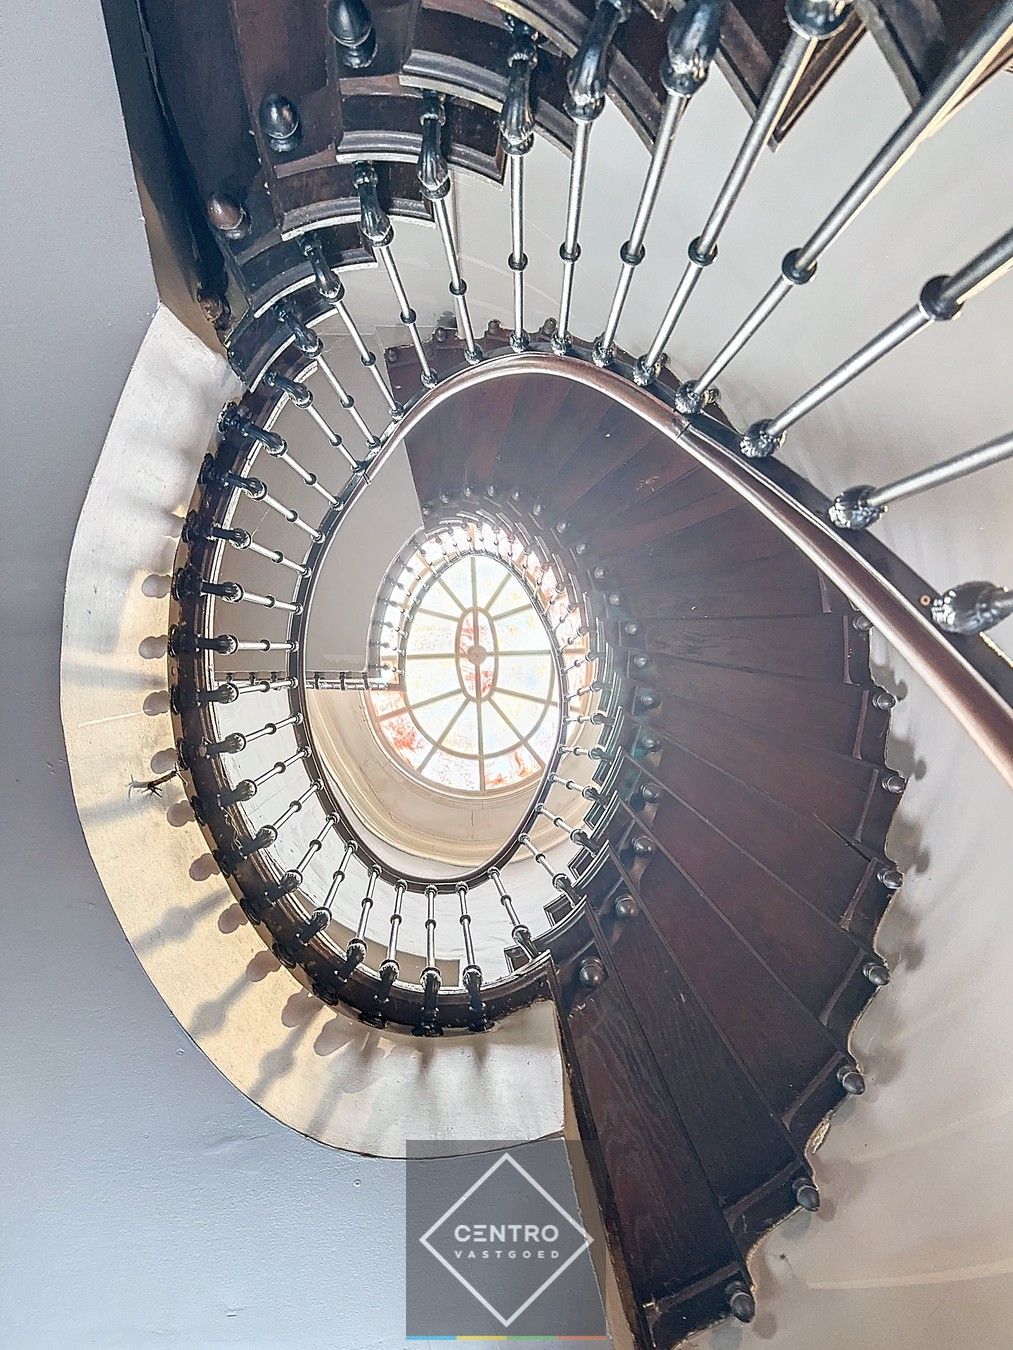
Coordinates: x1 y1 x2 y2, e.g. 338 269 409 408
325 348 1013 787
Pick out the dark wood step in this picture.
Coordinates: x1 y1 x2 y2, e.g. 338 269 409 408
631 844 855 1145
335 80 503 180
614 551 829 620
583 867 805 1228
607 503 790 579
562 432 698 530
555 961 748 1348
615 801 873 1041
627 744 893 944
633 613 869 684
639 699 899 850
631 652 888 759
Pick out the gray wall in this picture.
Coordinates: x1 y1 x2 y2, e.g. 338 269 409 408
0 6 405 1347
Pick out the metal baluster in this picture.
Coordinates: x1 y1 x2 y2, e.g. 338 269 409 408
565 682 604 702
829 429 1013 529
172 632 294 656
216 745 310 807
548 773 600 801
931 582 1013 636
369 878 407 1019
553 0 631 354
272 817 345 967
595 0 723 368
416 885 442 1036
534 804 591 846
418 92 481 362
262 369 362 471
184 515 310 576
563 710 608 728
340 866 380 979
489 868 537 959
221 784 322 867
355 163 437 387
260 488 325 539
302 236 400 414
499 19 538 351
234 676 298 696
456 883 489 1030
558 743 609 761
740 227 1013 457
276 297 381 452
184 576 302 614
517 833 579 905
191 676 292 708
202 712 303 758
321 840 358 914
639 0 848 384
231 638 298 652
678 0 1013 407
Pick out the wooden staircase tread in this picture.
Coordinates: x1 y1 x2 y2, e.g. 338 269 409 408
638 701 899 849
628 745 891 943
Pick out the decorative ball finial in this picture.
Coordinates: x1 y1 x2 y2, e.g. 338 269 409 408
259 93 301 153
328 0 377 70
206 191 249 240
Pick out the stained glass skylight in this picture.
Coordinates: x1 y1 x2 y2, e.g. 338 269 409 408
366 548 566 793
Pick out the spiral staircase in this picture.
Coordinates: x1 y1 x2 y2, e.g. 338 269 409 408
89 0 1013 1344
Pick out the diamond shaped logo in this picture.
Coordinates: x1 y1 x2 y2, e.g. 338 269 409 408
410 1145 601 1335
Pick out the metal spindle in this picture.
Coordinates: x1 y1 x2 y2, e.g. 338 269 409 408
262 369 361 471
202 711 302 758
596 0 722 367
558 744 608 761
535 804 591 845
554 0 631 353
499 20 538 350
302 235 400 413
678 0 1013 406
517 833 578 904
216 746 310 807
234 676 297 696
830 429 1013 529
416 885 442 1035
640 0 848 383
418 92 480 361
261 489 324 539
240 419 339 502
222 784 322 866
456 883 488 1029
355 162 436 386
564 711 608 728
932 581 1013 636
344 866 380 973
549 773 600 800
566 682 604 702
321 840 357 912
231 638 298 653
740 226 1013 457
489 867 537 958
196 579 302 613
277 293 381 453
370 879 408 1015
185 516 309 576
